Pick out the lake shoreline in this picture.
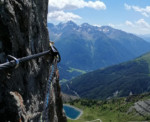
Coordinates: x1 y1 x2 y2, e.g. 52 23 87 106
63 104 83 120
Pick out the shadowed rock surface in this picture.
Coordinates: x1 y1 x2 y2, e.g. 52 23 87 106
0 0 66 121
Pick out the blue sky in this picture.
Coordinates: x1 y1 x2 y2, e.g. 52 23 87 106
48 0 150 35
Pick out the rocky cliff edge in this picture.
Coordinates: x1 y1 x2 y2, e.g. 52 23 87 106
0 0 66 121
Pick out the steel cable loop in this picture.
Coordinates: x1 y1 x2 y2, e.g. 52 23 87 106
0 44 60 121
0 45 61 70
7 55 20 68
0 50 51 70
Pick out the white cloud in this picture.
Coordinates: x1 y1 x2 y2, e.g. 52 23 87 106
125 19 150 34
141 12 149 17
124 4 150 17
108 23 115 28
124 3 131 10
93 24 101 27
108 23 124 28
136 19 150 28
48 0 106 11
48 11 81 22
125 20 134 27
125 19 150 29
48 0 106 22
86 1 106 10
106 20 150 35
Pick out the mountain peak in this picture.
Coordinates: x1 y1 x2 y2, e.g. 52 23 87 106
57 21 78 30
81 23 93 28
66 20 77 25
100 26 114 33
101 26 113 29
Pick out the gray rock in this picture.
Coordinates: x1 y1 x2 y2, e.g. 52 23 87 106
128 99 150 116
0 0 66 121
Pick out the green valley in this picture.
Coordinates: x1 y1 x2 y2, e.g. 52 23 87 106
65 93 150 122
62 52 150 99
59 64 86 83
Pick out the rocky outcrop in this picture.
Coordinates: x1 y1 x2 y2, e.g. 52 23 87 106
0 0 66 121
62 93 79 102
128 99 150 116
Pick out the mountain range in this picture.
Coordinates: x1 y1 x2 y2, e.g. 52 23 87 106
61 52 150 99
140 34 150 42
48 21 150 71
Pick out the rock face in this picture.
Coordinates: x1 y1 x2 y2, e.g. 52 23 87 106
0 0 66 122
128 99 150 116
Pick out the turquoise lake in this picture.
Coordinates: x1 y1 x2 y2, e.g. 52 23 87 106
63 104 82 120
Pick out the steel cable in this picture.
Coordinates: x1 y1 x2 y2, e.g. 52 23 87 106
0 45 61 70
